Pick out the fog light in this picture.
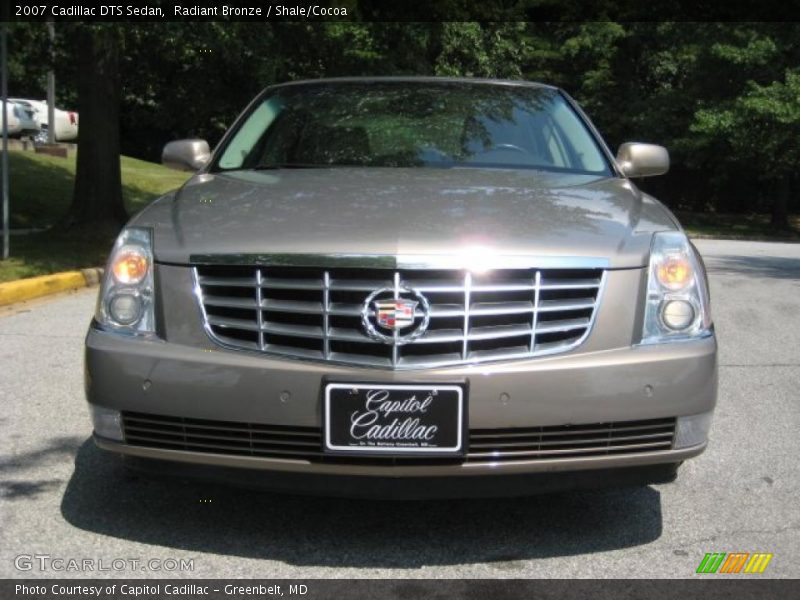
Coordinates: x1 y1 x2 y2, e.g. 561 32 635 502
662 299 695 330
674 411 713 449
90 405 123 441
108 293 142 325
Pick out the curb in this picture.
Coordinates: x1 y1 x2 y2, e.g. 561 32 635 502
0 268 104 307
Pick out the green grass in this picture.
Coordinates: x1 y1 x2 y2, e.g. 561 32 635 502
0 150 188 283
678 211 800 241
0 231 116 283
7 149 189 229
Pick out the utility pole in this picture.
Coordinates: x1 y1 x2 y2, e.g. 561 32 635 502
2 23 9 260
47 20 55 145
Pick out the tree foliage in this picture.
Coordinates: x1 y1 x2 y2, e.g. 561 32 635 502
5 20 799 228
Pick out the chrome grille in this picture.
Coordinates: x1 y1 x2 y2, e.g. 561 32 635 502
122 412 676 464
193 264 605 369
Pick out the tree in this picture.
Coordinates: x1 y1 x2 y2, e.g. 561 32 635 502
63 25 127 231
5 20 798 230
691 70 800 229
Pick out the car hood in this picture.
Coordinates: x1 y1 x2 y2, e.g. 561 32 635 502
133 167 679 269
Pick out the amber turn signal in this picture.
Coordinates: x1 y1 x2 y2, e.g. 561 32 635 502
112 248 149 285
656 256 693 290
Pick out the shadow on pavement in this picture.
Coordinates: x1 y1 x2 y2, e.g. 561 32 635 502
60 440 664 568
0 436 84 500
0 436 84 474
705 254 800 281
1 479 64 500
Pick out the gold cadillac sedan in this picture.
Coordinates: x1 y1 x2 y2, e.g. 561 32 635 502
85 78 717 498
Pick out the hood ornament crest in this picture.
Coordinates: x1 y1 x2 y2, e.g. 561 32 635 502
361 286 430 345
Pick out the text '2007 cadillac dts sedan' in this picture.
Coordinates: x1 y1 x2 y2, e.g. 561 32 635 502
86 77 717 498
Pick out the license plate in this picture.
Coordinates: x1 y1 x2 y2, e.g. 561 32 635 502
324 383 465 455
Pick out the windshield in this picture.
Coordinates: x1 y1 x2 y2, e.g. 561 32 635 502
214 82 612 175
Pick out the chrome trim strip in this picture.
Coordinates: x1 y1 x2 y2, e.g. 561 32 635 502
461 271 472 360
392 272 400 367
322 271 331 359
189 253 611 270
255 268 265 351
529 271 541 352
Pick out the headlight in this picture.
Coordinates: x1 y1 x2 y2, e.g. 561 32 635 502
640 231 712 344
95 227 156 335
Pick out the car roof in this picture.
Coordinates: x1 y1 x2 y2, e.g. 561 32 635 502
264 76 559 93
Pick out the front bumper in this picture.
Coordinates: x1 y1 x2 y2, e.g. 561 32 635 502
86 322 717 488
107 448 688 499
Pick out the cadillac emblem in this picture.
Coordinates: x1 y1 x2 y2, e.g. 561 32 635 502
361 286 430 345
375 298 418 330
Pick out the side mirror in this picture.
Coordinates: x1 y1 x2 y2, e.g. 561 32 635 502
162 139 211 171
616 142 669 178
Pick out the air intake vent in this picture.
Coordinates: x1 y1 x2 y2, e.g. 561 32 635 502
122 412 675 464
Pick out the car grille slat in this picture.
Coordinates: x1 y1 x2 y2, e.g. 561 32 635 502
207 315 260 331
129 426 318 446
470 420 675 439
262 322 325 338
470 432 675 449
121 413 676 464
327 327 374 342
466 440 672 458
535 317 592 334
199 276 257 287
262 344 324 360
540 277 602 290
469 323 532 340
329 279 394 291
195 265 605 369
428 303 465 317
203 296 259 309
470 301 534 315
261 277 324 290
328 302 364 316
413 329 464 344
537 298 596 312
261 299 324 313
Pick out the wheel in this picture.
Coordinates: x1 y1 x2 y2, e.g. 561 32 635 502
33 126 49 145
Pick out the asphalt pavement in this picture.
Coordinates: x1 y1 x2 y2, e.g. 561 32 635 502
0 239 798 579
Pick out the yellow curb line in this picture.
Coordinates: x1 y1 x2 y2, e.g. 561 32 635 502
0 268 103 307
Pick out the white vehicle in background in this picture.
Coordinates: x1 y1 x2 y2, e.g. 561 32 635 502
9 98 79 142
2 100 40 137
